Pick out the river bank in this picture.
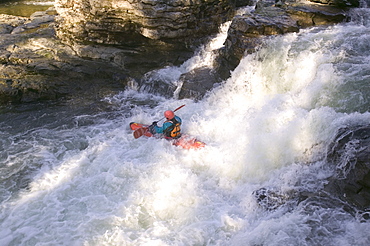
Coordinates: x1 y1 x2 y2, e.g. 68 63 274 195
0 0 356 104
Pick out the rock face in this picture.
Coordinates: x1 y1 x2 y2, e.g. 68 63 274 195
0 0 362 103
216 1 349 79
54 0 236 80
0 9 129 103
133 0 353 98
55 0 235 48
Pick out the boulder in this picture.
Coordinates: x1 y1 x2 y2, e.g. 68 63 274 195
137 68 178 97
216 1 348 79
253 124 370 215
137 67 221 100
325 125 370 209
177 67 222 100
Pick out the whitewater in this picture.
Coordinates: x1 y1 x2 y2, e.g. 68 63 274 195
1 6 370 246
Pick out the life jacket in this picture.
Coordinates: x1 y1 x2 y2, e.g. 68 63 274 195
164 117 181 139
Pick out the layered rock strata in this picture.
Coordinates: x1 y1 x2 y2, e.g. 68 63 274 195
216 1 350 79
0 0 362 103
54 0 235 48
0 8 129 103
53 0 236 79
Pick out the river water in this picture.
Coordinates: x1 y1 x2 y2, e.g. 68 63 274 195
0 0 53 16
0 3 370 246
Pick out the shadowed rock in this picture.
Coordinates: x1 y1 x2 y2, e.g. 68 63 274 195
325 125 370 209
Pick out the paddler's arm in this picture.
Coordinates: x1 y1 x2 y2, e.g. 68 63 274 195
153 121 172 134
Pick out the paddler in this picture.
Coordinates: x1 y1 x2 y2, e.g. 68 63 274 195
149 110 182 139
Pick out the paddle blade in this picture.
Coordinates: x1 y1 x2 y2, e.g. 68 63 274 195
133 128 148 139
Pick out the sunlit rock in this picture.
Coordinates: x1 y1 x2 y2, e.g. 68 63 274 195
217 0 348 79
0 7 130 103
0 14 28 34
54 0 235 49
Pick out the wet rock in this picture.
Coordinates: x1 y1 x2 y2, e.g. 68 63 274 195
287 3 349 28
253 125 370 214
253 188 297 210
178 67 222 100
298 194 359 245
138 69 178 98
137 67 222 100
217 1 348 79
325 125 370 210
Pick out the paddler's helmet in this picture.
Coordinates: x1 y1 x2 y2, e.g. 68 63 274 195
164 110 175 120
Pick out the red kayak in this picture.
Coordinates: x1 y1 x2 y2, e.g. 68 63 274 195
130 122 206 149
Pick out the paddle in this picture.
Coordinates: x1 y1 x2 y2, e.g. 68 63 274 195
133 127 148 139
133 104 185 139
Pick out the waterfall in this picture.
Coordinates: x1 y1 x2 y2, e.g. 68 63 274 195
0 6 370 246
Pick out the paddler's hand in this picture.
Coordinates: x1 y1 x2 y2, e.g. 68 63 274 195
148 122 157 134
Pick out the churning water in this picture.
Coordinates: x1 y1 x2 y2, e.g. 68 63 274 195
0 6 370 246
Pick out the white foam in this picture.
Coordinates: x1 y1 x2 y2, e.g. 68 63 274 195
1 14 370 245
